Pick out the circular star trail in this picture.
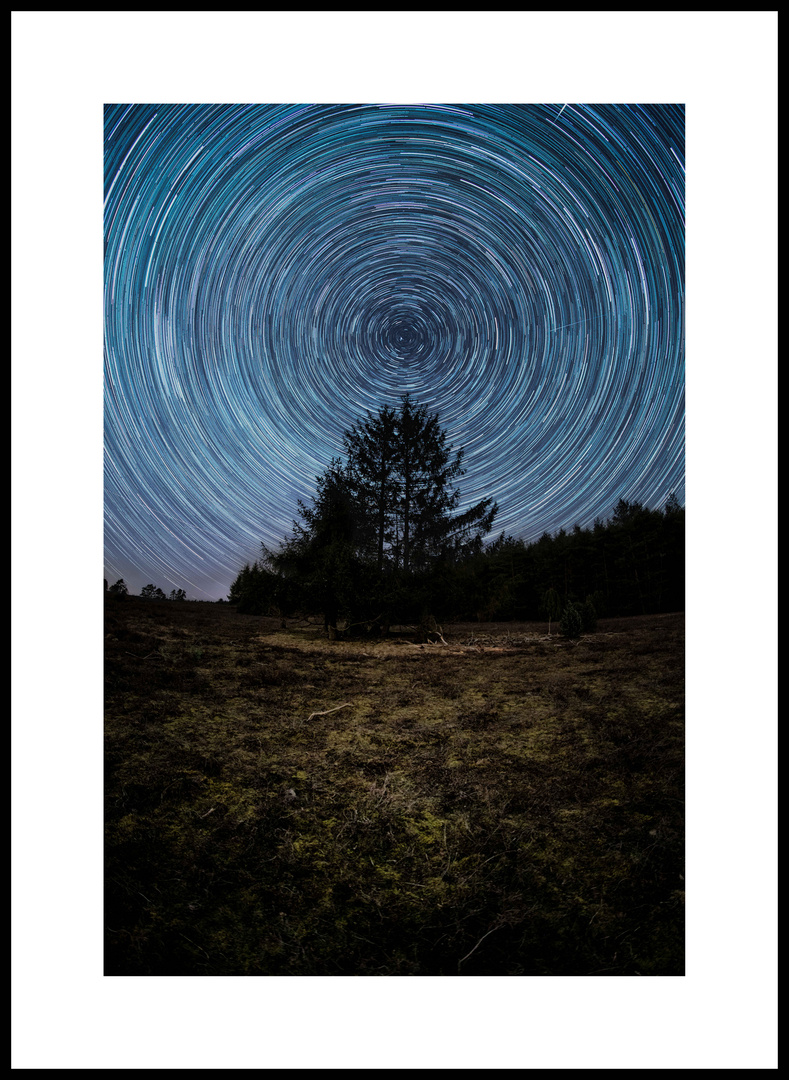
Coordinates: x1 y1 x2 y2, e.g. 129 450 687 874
104 103 684 599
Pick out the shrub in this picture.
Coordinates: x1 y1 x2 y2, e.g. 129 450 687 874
560 602 583 639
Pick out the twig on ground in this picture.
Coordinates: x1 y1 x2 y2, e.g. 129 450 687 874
179 932 210 959
307 702 353 722
457 923 503 972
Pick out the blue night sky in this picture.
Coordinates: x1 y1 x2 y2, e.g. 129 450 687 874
104 101 685 600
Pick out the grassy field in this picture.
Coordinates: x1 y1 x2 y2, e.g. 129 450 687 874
105 598 684 976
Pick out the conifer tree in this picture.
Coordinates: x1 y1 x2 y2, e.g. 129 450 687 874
343 395 497 572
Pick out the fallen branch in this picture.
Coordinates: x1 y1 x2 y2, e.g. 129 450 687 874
341 613 386 634
307 702 353 722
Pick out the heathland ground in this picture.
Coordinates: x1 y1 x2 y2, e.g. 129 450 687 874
105 598 684 975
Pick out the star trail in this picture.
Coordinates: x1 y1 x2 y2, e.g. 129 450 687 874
104 103 684 600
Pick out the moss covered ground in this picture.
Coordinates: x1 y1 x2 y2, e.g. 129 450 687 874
105 599 684 975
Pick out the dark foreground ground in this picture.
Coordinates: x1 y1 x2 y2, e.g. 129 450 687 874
105 599 684 975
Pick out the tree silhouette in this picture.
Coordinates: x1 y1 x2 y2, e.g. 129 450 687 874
140 584 167 600
254 398 497 637
344 395 497 572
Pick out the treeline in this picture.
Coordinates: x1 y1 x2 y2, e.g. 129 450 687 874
106 579 187 602
452 494 685 622
227 395 683 635
229 494 684 629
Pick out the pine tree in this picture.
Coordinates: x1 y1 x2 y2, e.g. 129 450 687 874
560 601 583 639
261 398 497 637
343 395 497 573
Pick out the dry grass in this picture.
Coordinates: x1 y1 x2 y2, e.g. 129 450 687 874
105 598 684 975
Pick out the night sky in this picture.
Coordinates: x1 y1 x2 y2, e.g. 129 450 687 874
104 103 685 600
